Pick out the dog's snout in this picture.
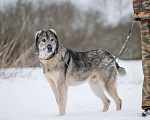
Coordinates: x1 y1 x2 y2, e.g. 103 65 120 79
47 45 52 52
47 45 52 49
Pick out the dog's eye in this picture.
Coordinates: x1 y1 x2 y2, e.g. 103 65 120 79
42 39 46 42
51 39 54 42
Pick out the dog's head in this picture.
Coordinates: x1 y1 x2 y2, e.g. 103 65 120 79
35 29 59 59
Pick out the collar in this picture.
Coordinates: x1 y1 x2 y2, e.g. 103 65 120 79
39 50 58 61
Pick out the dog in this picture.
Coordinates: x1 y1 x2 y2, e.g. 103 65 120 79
35 29 126 116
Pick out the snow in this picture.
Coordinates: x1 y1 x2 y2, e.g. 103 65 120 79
0 60 150 120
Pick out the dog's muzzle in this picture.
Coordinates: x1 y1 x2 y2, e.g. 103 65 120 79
47 45 53 53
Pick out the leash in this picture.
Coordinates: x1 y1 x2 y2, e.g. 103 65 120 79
97 21 134 74
59 21 134 74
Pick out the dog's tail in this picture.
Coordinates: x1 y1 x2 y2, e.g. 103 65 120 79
115 62 126 76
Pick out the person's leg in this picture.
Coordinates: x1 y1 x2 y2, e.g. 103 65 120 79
141 19 150 110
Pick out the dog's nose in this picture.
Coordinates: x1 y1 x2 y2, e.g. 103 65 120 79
47 45 52 52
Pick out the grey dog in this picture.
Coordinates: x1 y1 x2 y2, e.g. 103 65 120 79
35 29 126 116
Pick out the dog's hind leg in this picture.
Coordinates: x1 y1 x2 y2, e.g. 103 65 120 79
89 76 110 112
104 77 122 111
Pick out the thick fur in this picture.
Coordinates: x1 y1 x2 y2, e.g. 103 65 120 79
35 29 126 116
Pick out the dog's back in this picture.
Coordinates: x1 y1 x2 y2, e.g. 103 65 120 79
63 48 126 85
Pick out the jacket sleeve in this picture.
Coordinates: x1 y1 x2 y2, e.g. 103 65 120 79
133 0 150 20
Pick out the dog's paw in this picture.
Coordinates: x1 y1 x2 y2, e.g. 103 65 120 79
59 113 65 116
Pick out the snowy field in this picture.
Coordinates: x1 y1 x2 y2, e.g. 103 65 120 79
0 60 150 120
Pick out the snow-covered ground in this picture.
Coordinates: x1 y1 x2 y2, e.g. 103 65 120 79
0 60 150 120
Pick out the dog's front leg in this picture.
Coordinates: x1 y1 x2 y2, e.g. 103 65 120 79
48 78 58 104
57 83 68 116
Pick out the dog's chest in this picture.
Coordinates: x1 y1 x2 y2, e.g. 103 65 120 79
40 58 59 73
44 71 60 85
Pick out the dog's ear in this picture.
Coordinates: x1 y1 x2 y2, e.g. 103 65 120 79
35 30 42 54
35 30 42 40
49 29 57 35
49 29 59 51
48 29 58 41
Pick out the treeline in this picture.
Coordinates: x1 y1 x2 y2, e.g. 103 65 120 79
0 0 141 68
